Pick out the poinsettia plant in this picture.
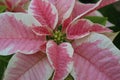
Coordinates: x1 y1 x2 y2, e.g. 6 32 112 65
0 0 120 80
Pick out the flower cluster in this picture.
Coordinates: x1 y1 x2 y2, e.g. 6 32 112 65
0 0 120 80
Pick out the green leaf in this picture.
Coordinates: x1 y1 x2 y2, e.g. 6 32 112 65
0 6 6 13
85 16 108 26
0 55 12 80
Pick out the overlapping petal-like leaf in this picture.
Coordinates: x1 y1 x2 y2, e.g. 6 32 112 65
72 1 95 20
67 19 111 39
71 33 120 80
67 19 92 39
28 0 58 29
32 26 52 36
0 13 45 55
63 0 118 32
73 0 118 21
3 0 28 12
4 52 53 80
48 0 75 25
46 41 74 80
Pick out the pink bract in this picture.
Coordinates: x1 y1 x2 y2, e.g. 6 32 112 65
0 0 120 80
0 0 28 12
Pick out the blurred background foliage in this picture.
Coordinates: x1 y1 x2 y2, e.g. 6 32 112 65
0 55 12 80
0 0 120 80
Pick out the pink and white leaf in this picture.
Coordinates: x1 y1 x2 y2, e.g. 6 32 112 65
32 25 52 36
4 0 28 12
71 33 120 80
95 0 118 10
62 1 95 30
67 19 92 39
4 52 53 80
72 0 118 22
46 40 74 80
67 19 110 40
48 0 75 25
39 41 47 53
0 12 45 55
28 0 58 29
72 1 95 20
4 0 28 7
91 24 112 33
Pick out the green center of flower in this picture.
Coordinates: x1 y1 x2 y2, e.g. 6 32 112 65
46 30 66 44
52 30 66 44
46 26 67 44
